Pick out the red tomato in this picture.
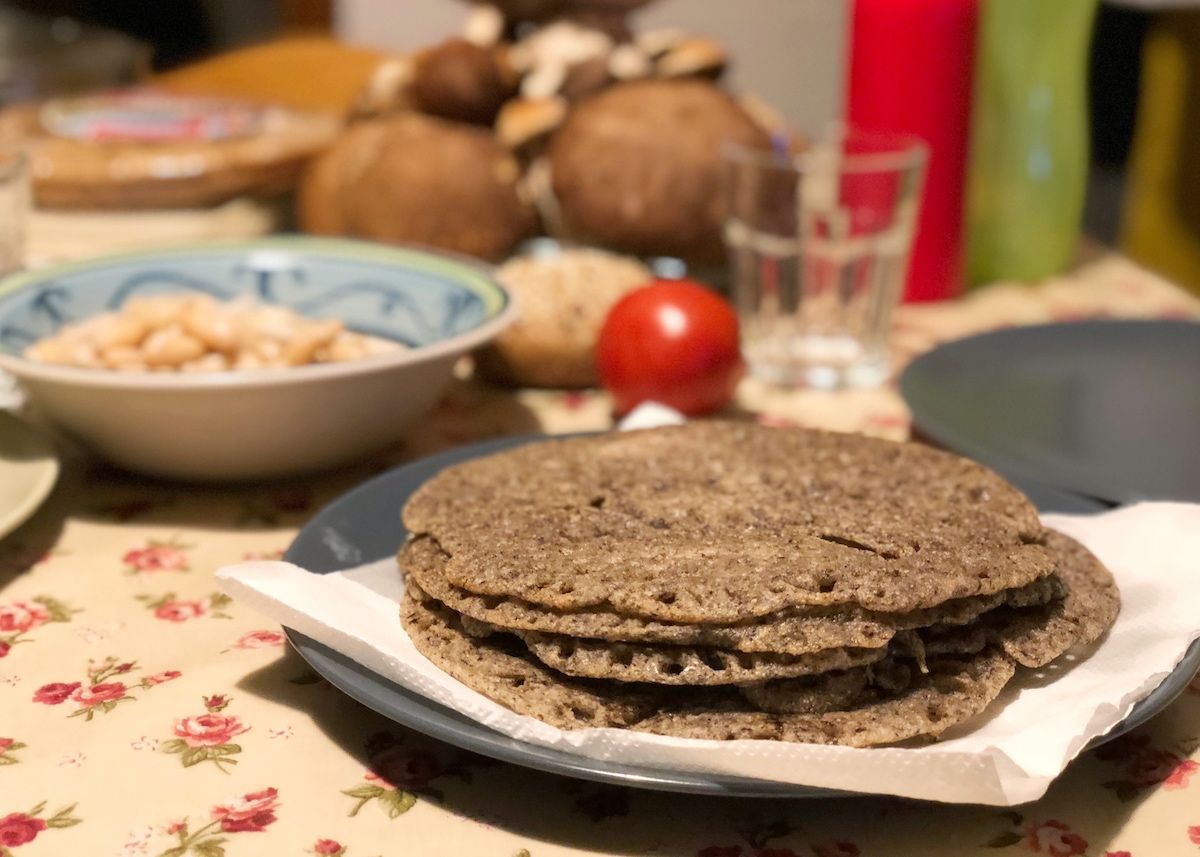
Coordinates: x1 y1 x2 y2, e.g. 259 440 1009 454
597 279 744 416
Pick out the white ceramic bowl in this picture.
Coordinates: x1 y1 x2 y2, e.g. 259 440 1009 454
0 237 515 481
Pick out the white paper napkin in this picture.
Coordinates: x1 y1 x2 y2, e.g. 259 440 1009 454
216 500 1200 806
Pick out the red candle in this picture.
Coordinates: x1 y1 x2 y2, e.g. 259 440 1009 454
847 0 978 302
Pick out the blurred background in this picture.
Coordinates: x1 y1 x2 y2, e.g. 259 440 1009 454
1 0 1197 292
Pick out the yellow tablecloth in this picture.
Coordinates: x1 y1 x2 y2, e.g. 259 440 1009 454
2 256 1199 857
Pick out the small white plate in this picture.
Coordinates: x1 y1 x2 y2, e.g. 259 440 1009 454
0 413 58 540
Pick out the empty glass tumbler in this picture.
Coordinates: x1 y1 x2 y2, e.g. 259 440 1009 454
723 131 927 389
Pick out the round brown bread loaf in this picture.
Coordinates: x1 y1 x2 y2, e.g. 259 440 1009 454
296 118 392 235
298 113 539 261
548 79 771 265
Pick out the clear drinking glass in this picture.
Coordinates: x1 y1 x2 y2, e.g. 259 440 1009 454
723 129 927 389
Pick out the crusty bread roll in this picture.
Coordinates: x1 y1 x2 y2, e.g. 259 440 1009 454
475 247 652 388
549 79 771 266
298 112 538 262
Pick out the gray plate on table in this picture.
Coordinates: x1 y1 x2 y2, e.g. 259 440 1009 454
900 320 1200 504
284 435 1200 798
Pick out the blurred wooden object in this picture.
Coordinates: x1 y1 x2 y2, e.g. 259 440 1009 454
155 35 390 115
1119 11 1200 294
281 0 333 31
27 199 283 268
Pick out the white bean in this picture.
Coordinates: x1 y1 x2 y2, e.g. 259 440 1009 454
283 319 342 366
142 325 206 367
125 295 186 330
23 293 403 372
100 344 148 371
91 314 147 350
179 353 230 373
328 334 368 363
182 301 238 353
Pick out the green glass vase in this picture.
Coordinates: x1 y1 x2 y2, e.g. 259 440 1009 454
966 0 1098 286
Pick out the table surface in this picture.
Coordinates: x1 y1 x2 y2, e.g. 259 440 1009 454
3 255 1200 857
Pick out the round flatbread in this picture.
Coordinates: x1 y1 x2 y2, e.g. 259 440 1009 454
400 588 1019 746
985 529 1120 668
632 652 1017 747
400 534 1065 655
402 423 1055 622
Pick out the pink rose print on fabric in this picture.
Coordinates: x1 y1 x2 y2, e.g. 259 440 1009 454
0 738 25 765
154 789 279 855
0 596 78 660
211 788 279 833
343 732 476 820
33 657 175 720
72 682 128 707
32 682 80 705
174 714 249 747
0 602 48 634
0 813 46 848
228 629 285 650
1096 731 1200 800
157 600 206 622
0 803 80 849
313 839 346 856
203 694 230 712
1024 820 1088 856
144 670 182 686
1127 749 1186 788
162 699 249 773
1189 825 1200 846
366 746 441 792
139 592 232 622
1164 759 1199 790
122 539 190 573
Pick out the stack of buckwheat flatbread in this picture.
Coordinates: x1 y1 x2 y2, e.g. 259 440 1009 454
398 423 1120 747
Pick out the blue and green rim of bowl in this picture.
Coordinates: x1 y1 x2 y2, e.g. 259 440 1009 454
0 235 510 317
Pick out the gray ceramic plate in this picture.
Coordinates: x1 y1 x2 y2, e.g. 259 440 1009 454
284 435 1200 798
900 320 1200 504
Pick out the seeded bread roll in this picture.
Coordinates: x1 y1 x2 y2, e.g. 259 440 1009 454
474 247 652 388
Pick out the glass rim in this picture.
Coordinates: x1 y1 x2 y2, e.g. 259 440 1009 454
723 128 929 175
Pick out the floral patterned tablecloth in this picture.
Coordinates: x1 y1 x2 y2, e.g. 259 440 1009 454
3 256 1200 857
